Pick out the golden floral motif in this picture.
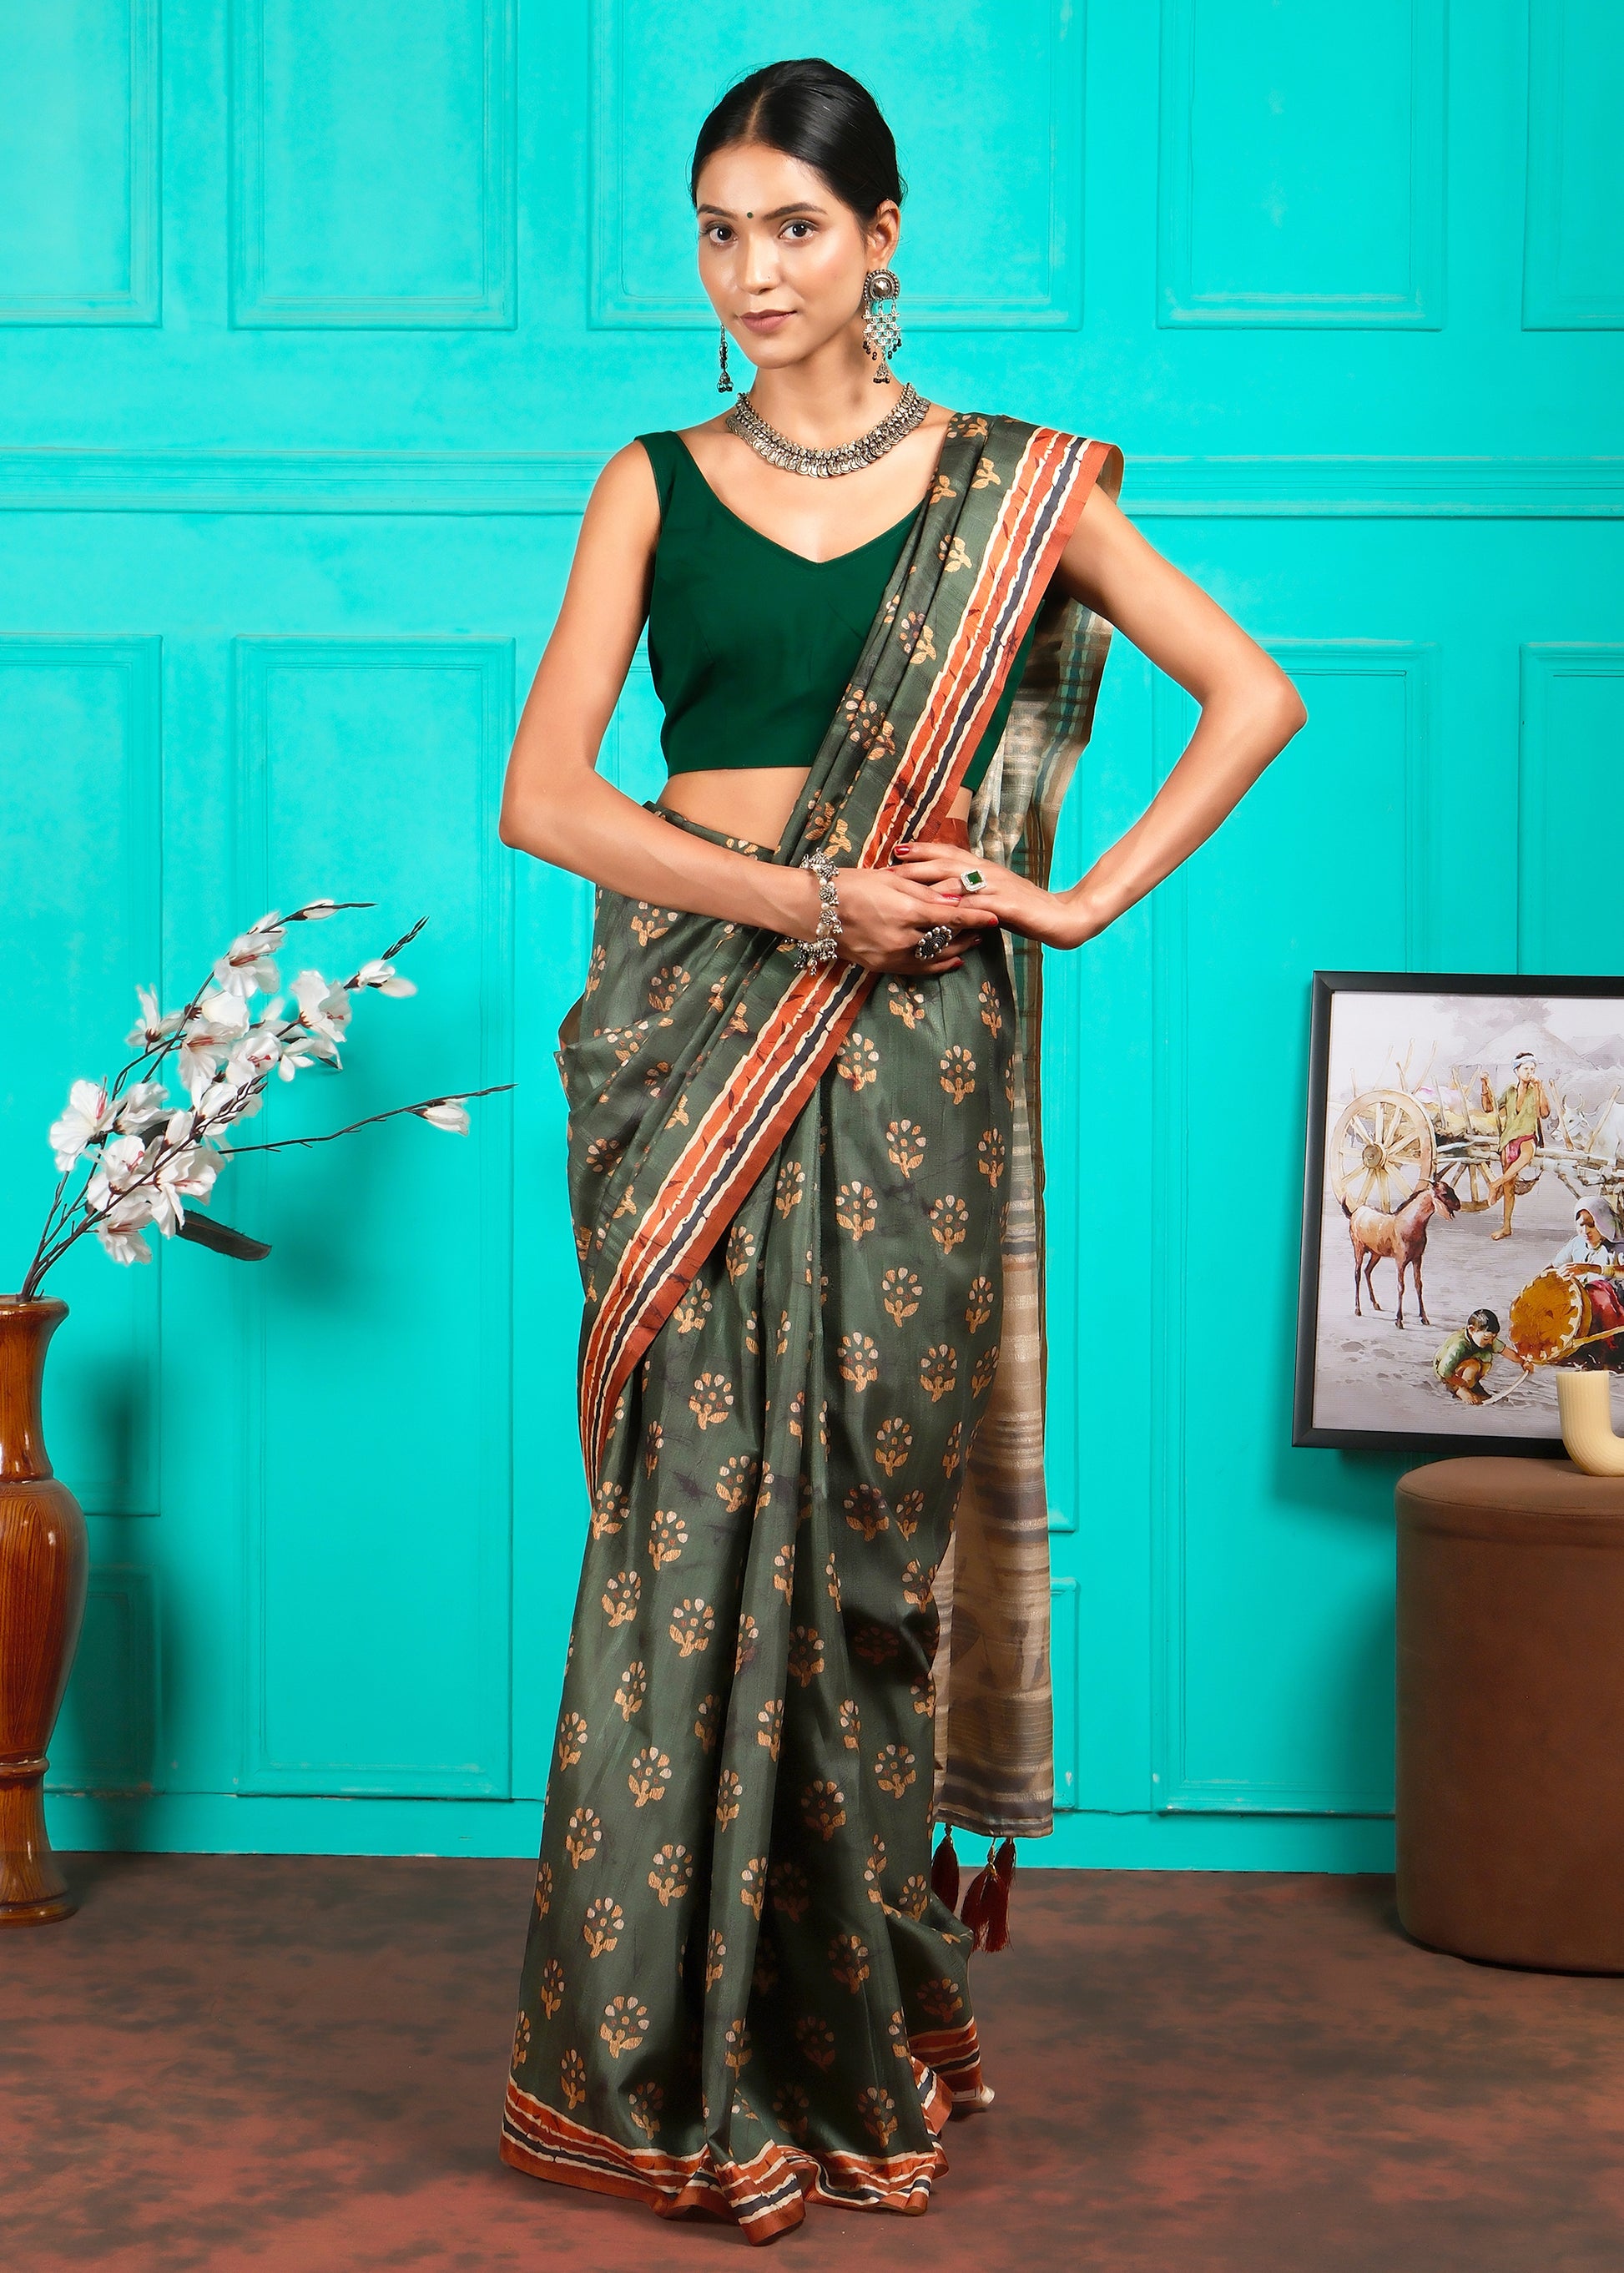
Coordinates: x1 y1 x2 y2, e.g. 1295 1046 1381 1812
859 2085 899 2147
756 1697 784 1760
898 1872 931 1919
601 1569 641 1626
648 1509 688 1570
875 1417 913 1475
971 454 1001 490
920 1343 960 1403
885 979 928 1030
643 1422 664 1475
582 1895 624 1957
705 1928 727 1990
885 1118 927 1177
613 1660 646 1721
693 1691 720 1750
564 1807 602 1868
584 1134 624 1177
715 1768 743 1827
628 2081 664 2139
801 1778 847 1839
786 1625 825 1687
844 1484 890 1540
715 1452 759 1514
942 1422 964 1475
901 1559 935 1610
627 1745 673 1807
646 965 690 1013
839 1698 862 1751
561 2045 588 2104
965 1277 996 1333
771 1543 794 1599
723 2018 752 2073
978 979 1003 1036
938 532 972 574
629 904 677 947
825 1550 842 1608
978 1130 1006 1188
910 1671 935 1718
512 2011 531 2067
929 1194 970 1255
724 1222 755 1283
688 1372 735 1429
881 1267 923 1326
836 1032 881 1091
873 1742 917 1798
830 1933 871 1992
795 2013 837 2070
590 1480 626 1540
648 1842 694 1908
939 1044 977 1102
668 1597 716 1658
971 1343 1001 1398
555 1711 588 1770
739 1857 768 1919
534 1861 552 1917
838 1332 880 1391
735 1612 760 1673
919 1976 964 2025
769 1859 811 1921
540 1957 566 2017
673 1281 712 1336
599 1996 650 2059
831 1180 875 1243
774 1160 805 1217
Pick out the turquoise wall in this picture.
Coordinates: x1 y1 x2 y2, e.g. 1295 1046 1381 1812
4 1 1618 1867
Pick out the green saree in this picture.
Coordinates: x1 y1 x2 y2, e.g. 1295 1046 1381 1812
502 414 1122 2240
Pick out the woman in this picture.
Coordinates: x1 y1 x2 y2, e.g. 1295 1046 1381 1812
1553 1197 1624 1274
496 59 1305 2243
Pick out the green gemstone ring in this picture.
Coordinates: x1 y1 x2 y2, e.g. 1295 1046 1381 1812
959 868 987 894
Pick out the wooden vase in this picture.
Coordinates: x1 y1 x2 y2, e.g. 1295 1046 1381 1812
0 1296 88 1925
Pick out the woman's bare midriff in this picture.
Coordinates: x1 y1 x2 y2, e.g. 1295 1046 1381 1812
657 765 971 852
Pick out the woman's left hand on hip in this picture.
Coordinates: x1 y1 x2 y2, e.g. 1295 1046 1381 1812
891 844 1090 950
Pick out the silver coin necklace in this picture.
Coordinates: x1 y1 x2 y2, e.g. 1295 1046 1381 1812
724 381 929 480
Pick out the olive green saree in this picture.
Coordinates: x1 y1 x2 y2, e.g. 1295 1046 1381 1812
502 414 1122 2240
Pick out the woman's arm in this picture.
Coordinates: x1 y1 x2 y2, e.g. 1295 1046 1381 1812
498 444 986 973
895 483 1308 947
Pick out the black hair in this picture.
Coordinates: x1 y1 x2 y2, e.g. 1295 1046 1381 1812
1467 1309 1500 1334
689 58 905 220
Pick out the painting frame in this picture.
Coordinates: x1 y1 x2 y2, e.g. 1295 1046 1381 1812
1294 970 1624 1457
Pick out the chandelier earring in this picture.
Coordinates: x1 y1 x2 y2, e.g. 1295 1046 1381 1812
861 267 902 385
716 324 734 395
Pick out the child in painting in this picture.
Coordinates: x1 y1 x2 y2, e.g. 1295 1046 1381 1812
1433 1308 1513 1404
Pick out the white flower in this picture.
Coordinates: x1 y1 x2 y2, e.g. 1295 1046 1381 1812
95 1189 155 1266
214 920 283 997
126 985 185 1049
149 1141 223 1234
353 957 416 998
48 1078 119 1169
178 991 250 1100
418 1099 471 1134
83 1132 150 1214
194 1074 264 1128
291 969 351 1051
225 1025 285 1086
114 1080 172 1134
274 1027 325 1081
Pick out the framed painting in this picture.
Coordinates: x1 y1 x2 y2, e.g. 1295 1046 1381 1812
1294 971 1624 1455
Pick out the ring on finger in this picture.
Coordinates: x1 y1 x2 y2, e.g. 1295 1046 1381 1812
915 923 956 961
958 867 988 894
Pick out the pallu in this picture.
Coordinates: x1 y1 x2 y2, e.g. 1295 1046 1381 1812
502 413 1122 2241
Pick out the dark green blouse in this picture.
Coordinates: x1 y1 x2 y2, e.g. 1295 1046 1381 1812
637 431 1035 794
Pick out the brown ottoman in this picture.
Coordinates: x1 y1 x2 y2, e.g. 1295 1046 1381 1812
1397 1455 1624 1970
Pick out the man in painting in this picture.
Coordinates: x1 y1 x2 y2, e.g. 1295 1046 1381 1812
1480 1052 1551 1240
1433 1308 1513 1404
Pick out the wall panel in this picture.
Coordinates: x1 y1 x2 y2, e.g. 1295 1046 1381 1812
1158 0 1445 327
1523 0 1624 328
231 637 514 1796
230 0 516 326
0 0 159 325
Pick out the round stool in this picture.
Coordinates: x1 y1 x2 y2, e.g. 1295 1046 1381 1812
1397 1455 1624 1970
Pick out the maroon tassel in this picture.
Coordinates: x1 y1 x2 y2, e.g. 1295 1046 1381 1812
981 1837 1016 1953
958 1842 996 1948
930 1825 960 1910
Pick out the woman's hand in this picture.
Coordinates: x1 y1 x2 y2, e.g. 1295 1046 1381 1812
890 844 1105 950
830 864 1001 975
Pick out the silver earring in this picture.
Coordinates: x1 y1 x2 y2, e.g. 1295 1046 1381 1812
861 268 901 384
717 325 734 395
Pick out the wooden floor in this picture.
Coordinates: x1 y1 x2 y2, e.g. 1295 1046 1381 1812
6 1856 1624 2270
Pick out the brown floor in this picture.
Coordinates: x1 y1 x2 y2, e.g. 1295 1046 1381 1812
5 1858 1624 2271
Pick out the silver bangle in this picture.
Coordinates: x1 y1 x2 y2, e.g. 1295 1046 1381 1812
793 849 843 970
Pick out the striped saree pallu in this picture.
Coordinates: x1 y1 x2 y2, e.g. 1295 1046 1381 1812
502 416 1121 2240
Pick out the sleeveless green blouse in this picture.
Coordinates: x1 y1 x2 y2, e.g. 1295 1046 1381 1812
637 431 1035 794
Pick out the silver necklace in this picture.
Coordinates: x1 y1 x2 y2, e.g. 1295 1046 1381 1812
725 383 928 479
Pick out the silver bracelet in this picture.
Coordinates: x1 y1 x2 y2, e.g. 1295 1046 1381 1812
793 849 843 970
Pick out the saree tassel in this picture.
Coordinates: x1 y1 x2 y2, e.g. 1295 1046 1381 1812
981 1837 1016 1953
958 1842 997 1949
930 1824 961 1910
